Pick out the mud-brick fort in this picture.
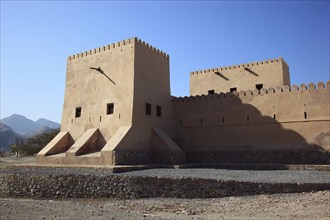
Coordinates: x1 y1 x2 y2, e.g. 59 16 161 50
37 37 330 166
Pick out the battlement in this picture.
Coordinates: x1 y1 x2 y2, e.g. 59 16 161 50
67 37 169 61
190 58 286 75
135 38 169 60
173 81 330 103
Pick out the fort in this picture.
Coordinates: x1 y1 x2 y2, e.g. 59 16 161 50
36 37 330 166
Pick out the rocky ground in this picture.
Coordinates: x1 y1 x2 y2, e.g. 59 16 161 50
1 191 330 219
1 157 329 219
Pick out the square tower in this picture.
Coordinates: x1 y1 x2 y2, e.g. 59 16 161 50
37 37 184 166
190 58 290 96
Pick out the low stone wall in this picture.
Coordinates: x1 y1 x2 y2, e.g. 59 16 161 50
186 150 330 164
113 150 186 165
1 171 329 199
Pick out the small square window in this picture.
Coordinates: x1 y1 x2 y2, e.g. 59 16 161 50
146 103 151 115
208 90 215 94
107 103 114 115
156 105 162 117
230 87 237 93
75 107 81 118
256 84 263 90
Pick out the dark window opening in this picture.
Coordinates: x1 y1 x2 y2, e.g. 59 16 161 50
304 112 307 119
119 113 120 119
71 119 73 124
179 119 182 126
156 105 162 117
208 90 215 94
222 117 225 124
107 103 114 115
256 84 263 90
273 114 276 120
230 87 237 93
99 116 102 122
247 115 250 122
146 103 152 115
75 107 81 118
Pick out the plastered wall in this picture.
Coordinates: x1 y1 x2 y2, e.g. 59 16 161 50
61 38 136 142
109 39 174 151
37 37 183 166
173 82 330 152
190 58 290 95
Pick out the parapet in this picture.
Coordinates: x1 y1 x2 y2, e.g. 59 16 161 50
172 81 330 103
67 37 169 61
135 38 169 60
190 58 285 75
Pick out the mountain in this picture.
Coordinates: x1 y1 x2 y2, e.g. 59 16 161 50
0 123 22 152
1 114 39 136
34 125 55 135
36 118 60 129
0 114 60 136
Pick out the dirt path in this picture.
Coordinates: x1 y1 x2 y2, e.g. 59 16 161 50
1 191 330 219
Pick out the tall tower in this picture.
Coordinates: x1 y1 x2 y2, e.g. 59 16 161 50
37 37 184 166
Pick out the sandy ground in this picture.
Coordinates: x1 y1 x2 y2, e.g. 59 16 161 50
1 191 329 220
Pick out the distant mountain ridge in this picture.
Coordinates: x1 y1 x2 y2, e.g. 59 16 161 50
35 118 60 129
0 114 60 136
0 114 60 152
0 122 22 152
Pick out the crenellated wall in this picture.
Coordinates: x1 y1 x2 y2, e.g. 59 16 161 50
173 81 330 163
190 58 290 96
67 37 169 62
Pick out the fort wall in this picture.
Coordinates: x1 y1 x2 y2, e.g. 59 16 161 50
61 38 136 142
173 82 330 163
190 58 290 95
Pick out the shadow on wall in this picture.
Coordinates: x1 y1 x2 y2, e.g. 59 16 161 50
90 67 116 85
174 88 330 164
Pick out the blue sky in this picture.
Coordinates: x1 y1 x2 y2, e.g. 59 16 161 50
1 1 329 123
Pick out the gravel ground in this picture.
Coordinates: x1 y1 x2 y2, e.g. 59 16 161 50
1 191 330 219
121 168 330 184
1 157 330 185
1 166 329 184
